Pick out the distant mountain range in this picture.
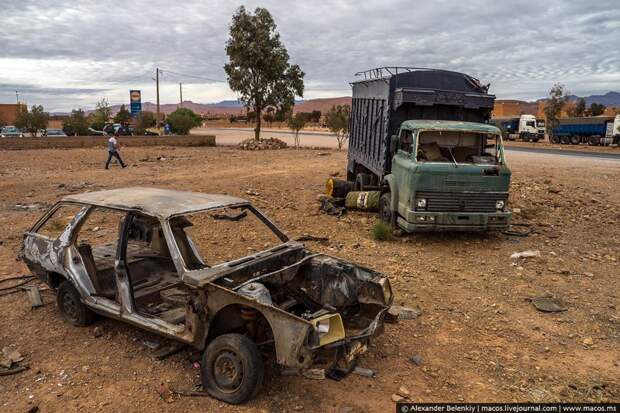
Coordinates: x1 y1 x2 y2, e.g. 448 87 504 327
535 91 620 106
100 97 349 116
66 91 618 118
566 91 620 106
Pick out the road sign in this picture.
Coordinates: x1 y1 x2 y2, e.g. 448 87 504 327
129 90 141 118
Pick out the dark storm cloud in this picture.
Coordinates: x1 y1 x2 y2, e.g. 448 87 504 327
1 0 618 110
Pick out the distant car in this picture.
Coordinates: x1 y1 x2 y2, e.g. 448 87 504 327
0 126 24 138
20 187 393 404
43 128 68 137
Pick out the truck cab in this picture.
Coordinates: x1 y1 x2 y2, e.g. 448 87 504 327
380 120 511 232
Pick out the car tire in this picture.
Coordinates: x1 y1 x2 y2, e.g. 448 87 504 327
57 280 96 327
379 192 396 229
201 333 264 404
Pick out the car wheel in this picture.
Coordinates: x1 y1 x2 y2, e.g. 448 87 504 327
57 280 96 326
201 334 264 404
379 192 396 229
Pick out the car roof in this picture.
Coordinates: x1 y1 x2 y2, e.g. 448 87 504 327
401 120 500 134
62 187 249 219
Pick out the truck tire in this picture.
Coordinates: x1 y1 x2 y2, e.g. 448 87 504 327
560 135 570 144
588 135 600 146
201 333 264 404
550 135 560 144
57 280 96 327
354 173 373 191
532 138 540 143
379 192 396 229
569 135 581 145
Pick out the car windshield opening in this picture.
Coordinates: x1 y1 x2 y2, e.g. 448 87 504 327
170 206 284 270
416 130 501 165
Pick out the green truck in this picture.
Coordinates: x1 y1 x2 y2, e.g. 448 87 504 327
347 67 511 232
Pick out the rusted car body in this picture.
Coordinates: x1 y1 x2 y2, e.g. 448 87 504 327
21 187 392 403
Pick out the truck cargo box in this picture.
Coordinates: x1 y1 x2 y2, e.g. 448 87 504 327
348 67 495 180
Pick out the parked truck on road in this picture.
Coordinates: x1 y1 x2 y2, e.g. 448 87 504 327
490 114 545 142
549 115 620 145
347 67 511 232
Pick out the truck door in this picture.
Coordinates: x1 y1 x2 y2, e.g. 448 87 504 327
391 128 416 216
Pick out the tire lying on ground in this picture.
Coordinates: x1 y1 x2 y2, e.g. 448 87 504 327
325 178 354 198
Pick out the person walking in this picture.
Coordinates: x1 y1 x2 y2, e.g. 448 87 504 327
105 131 127 169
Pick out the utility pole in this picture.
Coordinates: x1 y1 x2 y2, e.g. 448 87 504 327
15 90 19 104
155 67 160 129
179 83 183 108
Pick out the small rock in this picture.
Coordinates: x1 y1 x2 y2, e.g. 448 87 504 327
92 226 100 232
386 305 422 322
582 337 594 346
93 327 104 338
391 394 405 403
301 368 325 380
294 405 303 411
410 355 423 366
397 386 410 398
339 406 354 413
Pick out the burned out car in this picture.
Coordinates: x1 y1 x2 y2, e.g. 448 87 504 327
20 187 392 404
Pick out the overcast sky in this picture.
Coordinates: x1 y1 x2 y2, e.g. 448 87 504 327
1 0 619 112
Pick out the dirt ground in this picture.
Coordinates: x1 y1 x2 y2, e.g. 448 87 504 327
0 145 618 412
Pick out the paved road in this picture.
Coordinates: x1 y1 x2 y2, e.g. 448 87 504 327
196 127 620 161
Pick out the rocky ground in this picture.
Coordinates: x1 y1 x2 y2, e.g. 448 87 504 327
0 145 618 412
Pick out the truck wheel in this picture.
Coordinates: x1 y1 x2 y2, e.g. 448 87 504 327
379 192 396 229
560 135 570 144
57 280 96 327
569 135 581 145
532 138 540 143
588 135 600 146
201 333 264 405
550 135 560 144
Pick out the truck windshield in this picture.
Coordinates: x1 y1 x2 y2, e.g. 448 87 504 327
416 130 502 165
537 120 545 128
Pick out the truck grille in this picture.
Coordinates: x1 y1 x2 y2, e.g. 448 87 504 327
416 191 507 213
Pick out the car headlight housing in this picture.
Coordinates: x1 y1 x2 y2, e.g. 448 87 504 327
312 313 345 347
496 200 505 210
416 198 427 209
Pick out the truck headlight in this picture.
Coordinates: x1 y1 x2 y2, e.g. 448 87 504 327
416 198 427 209
496 200 505 210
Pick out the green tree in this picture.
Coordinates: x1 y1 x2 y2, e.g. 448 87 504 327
91 98 112 130
288 112 306 149
224 6 304 141
114 104 132 123
543 84 568 132
263 107 275 127
589 102 606 116
14 106 29 132
134 111 156 135
568 98 586 117
15 105 49 136
273 107 289 123
165 108 202 135
62 109 90 136
326 104 351 151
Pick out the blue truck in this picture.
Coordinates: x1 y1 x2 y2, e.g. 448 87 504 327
550 115 620 145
